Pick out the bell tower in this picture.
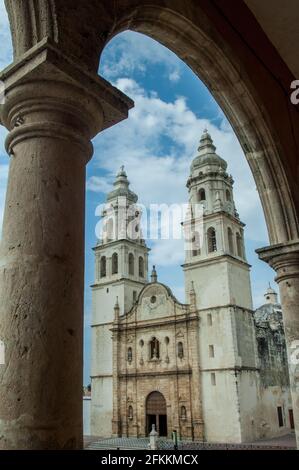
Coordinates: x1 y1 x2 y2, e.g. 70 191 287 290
91 167 149 437
183 131 260 443
183 129 252 310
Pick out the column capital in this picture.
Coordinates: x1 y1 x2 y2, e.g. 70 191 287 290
0 37 133 160
256 240 299 282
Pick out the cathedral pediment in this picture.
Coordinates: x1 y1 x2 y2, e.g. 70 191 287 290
134 282 189 321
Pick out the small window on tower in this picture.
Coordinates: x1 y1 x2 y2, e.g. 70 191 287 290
211 373 216 386
207 313 212 326
139 257 144 277
112 252 118 274
133 291 137 303
207 227 217 253
277 406 284 427
177 342 184 359
226 189 231 202
129 253 134 275
100 256 106 278
209 345 215 358
198 188 206 202
127 347 133 363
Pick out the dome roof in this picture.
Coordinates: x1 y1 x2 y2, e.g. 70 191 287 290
191 130 227 171
106 166 138 203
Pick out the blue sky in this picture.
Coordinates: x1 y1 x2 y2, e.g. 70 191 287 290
0 2 276 385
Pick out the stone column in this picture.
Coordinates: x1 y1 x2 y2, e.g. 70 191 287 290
257 241 299 448
0 39 133 449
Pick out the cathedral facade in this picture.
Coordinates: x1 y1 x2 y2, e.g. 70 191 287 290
90 131 292 443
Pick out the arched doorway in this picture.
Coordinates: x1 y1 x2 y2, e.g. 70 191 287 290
146 391 167 436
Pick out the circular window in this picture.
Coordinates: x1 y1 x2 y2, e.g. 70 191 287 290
150 295 156 304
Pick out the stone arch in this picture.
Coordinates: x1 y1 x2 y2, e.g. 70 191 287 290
4 1 299 245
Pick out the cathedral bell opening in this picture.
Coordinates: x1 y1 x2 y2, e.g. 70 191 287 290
146 392 167 436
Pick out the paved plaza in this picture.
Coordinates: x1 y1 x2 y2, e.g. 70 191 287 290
84 433 296 450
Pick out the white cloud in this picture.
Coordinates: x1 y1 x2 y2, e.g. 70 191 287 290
86 175 112 194
169 70 181 82
100 31 182 84
149 238 185 267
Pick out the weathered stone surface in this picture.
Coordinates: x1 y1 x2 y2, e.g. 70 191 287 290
0 41 132 450
257 242 299 447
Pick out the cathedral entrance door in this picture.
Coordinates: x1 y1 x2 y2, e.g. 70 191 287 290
146 391 167 436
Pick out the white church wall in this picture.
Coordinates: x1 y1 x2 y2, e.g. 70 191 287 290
201 370 242 443
199 307 237 368
83 396 91 436
227 262 253 309
256 386 292 439
185 261 229 310
91 324 113 376
90 376 113 437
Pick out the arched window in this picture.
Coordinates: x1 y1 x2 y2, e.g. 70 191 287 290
112 252 118 274
177 342 184 359
150 337 160 359
236 233 243 257
207 227 217 253
181 406 187 420
129 253 134 275
198 188 206 202
127 347 132 363
139 256 144 277
226 189 231 202
100 256 106 278
228 227 234 254
128 405 133 420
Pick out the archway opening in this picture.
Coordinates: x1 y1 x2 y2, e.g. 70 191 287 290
146 391 167 437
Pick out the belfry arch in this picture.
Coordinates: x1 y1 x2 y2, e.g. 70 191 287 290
0 0 298 449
